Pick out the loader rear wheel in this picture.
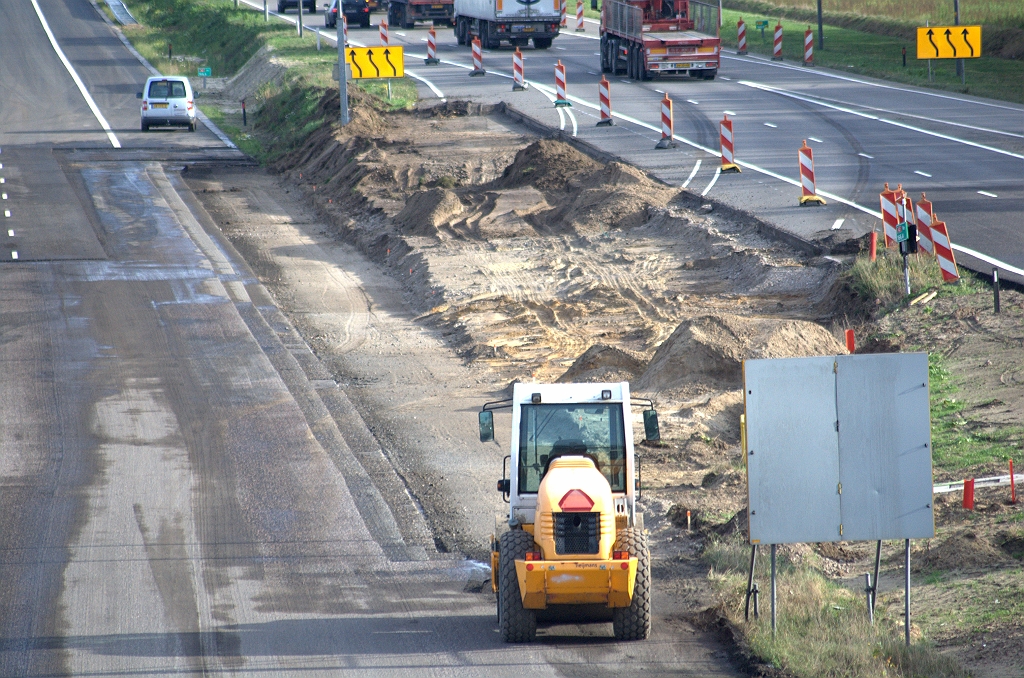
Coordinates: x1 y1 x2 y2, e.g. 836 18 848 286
612 527 651 640
498 529 537 642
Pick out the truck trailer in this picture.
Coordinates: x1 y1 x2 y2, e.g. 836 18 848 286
454 0 561 49
600 0 721 80
386 0 454 28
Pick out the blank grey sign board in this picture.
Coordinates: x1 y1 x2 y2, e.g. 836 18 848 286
744 353 934 544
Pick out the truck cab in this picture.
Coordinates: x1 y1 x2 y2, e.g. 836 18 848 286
479 382 659 642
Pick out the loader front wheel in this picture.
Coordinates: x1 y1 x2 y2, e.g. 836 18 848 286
612 527 651 640
498 529 537 642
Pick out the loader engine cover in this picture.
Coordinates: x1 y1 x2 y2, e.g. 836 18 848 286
536 457 615 561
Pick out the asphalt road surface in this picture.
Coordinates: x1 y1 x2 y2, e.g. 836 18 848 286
0 0 741 675
293 6 1024 284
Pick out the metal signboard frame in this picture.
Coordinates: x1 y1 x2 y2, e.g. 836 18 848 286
744 353 934 545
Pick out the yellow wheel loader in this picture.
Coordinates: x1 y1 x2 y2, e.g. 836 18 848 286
478 382 660 642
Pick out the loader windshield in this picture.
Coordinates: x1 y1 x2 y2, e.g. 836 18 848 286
517 403 626 493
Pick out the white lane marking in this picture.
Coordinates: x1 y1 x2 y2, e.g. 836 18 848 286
405 69 445 99
654 89 665 94
914 170 932 177
555 46 566 50
566 108 578 137
0 178 4 183
587 71 599 75
724 110 736 116
420 38 428 42
593 53 601 56
953 243 1024 277
808 136 823 143
831 218 845 230
2 194 6 200
29 0 120 148
395 31 407 36
4 210 10 217
7 229 13 236
722 52 1024 113
681 159 702 188
720 76 731 80
701 167 721 197
11 252 18 260
686 99 699 105
620 79 630 84
763 122 777 128
739 80 1024 161
563 31 599 40
557 107 566 131
858 152 874 159
978 190 998 198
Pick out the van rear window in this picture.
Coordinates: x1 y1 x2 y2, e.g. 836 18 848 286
148 81 187 98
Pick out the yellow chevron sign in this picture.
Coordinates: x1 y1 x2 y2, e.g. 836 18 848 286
345 46 404 79
916 25 982 60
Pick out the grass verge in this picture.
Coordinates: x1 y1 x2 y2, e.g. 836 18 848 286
705 537 970 677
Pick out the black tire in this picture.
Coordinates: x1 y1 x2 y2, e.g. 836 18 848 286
190 121 197 132
309 0 316 13
533 37 552 49
612 528 652 641
455 17 466 44
278 1 285 12
402 3 414 29
703 69 717 80
498 529 537 643
361 14 371 27
141 121 149 132
626 45 635 79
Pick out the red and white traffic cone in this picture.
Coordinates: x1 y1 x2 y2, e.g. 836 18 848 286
798 140 826 205
737 18 747 55
930 214 961 283
560 0 567 27
773 22 783 60
512 48 527 90
596 77 613 126
655 94 677 149
425 28 439 64
554 60 570 106
720 114 740 172
880 183 899 247
379 20 389 46
804 27 814 65
915 193 935 256
342 15 348 47
576 0 585 31
896 191 916 248
470 37 485 76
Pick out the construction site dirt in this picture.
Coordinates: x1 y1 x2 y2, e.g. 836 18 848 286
186 93 1024 675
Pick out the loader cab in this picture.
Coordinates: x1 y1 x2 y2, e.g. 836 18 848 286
480 382 659 528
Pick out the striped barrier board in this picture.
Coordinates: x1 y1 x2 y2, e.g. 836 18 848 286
773 23 783 60
655 94 677 148
720 114 739 172
798 140 825 205
576 0 584 31
930 218 961 282
737 19 747 54
804 28 813 65
880 183 899 247
380 20 388 46
512 48 526 90
554 60 570 106
915 193 934 255
425 28 439 64
597 77 613 125
470 37 485 76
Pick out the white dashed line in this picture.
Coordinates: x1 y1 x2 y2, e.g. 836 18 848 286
720 76 731 80
978 190 998 198
914 170 932 177
395 31 407 37
763 122 777 128
831 218 845 230
654 89 665 94
11 252 18 260
4 210 10 218
858 152 874 159
724 110 736 116
686 99 699 105
681 159 702 188
7 229 13 236
2 194 7 200
405 69 445 99
701 167 721 197
808 136 823 143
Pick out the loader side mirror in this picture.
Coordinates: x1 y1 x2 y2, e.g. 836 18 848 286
643 409 660 442
479 410 494 443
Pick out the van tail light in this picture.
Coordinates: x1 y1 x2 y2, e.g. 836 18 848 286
187 100 194 111
142 101 148 110
613 550 629 560
524 551 542 561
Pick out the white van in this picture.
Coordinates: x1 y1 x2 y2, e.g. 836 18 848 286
137 76 197 132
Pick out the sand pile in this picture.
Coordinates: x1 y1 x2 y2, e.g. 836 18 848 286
489 139 601 191
557 344 648 383
637 313 847 391
395 188 463 235
918 531 1013 571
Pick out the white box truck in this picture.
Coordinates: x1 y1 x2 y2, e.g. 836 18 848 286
454 0 561 49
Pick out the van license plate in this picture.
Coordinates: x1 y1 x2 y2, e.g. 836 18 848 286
153 103 169 108
676 63 691 68
432 3 443 6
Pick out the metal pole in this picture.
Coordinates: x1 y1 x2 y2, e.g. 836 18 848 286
904 539 911 646
954 0 963 79
316 27 321 50
872 540 881 611
993 269 1001 313
298 1 304 37
264 0 269 21
817 0 823 50
864 573 874 624
927 21 932 81
744 544 758 621
770 544 777 636
338 21 349 125
903 253 911 296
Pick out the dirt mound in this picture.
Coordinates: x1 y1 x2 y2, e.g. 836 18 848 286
489 139 601 191
557 344 648 383
395 188 463 235
918 531 1013 571
637 313 847 391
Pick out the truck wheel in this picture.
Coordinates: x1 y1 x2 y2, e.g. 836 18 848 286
612 527 651 641
533 37 552 49
626 45 635 79
361 14 371 27
402 2 414 29
455 17 466 45
703 69 717 80
498 529 537 642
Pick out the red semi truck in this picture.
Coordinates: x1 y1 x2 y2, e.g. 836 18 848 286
386 0 455 29
600 0 721 80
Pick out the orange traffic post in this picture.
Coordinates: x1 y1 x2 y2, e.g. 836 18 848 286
720 114 740 172
845 329 855 353
798 140 825 205
963 478 975 510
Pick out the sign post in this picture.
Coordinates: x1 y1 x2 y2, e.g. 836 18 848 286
337 20 349 126
197 66 211 89
755 19 768 40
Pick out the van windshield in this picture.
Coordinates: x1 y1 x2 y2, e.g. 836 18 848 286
518 403 626 494
148 81 186 98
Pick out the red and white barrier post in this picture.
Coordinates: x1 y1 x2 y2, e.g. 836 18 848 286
1011 459 1017 505
425 28 439 64
342 15 348 47
554 60 570 106
963 478 975 510
798 140 825 205
773 22 783 60
737 18 747 55
720 114 740 172
914 192 935 256
655 94 677 149
512 48 527 90
470 37 485 76
845 329 855 353
560 0 567 27
597 77 614 126
804 27 814 65
380 20 389 46
929 214 961 283
576 0 585 31
880 183 899 247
